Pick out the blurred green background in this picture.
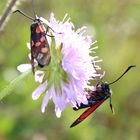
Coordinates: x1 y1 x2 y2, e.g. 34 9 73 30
0 0 140 140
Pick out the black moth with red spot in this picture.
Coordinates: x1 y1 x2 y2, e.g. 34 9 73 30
70 65 135 128
13 9 51 73
31 18 51 73
70 82 113 128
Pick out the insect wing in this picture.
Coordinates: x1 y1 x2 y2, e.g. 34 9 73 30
70 99 105 128
31 20 51 73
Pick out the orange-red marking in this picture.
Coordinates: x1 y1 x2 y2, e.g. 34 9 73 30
40 36 45 42
35 42 41 47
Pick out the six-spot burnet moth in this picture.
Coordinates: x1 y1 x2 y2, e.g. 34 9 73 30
70 65 136 128
13 0 55 74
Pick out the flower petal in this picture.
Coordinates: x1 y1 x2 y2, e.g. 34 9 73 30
17 64 31 72
40 17 54 30
41 91 51 113
27 43 31 49
35 70 45 83
55 106 62 118
32 81 47 100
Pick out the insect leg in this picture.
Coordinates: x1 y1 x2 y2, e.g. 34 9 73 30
45 26 54 37
73 103 90 111
109 97 115 115
31 48 35 74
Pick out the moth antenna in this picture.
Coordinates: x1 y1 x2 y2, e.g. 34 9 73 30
109 97 115 115
32 0 36 18
109 65 136 85
13 9 34 21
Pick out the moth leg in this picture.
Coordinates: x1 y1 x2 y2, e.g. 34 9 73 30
109 97 115 115
45 27 54 37
31 49 35 74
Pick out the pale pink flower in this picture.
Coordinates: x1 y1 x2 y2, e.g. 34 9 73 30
17 13 101 117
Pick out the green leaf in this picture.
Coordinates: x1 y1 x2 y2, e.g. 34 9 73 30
0 70 31 100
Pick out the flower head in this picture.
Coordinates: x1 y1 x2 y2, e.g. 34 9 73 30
17 13 101 117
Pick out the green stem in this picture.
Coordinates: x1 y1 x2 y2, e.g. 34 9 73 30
0 70 31 100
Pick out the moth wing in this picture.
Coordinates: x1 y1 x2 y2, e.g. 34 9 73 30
70 99 105 128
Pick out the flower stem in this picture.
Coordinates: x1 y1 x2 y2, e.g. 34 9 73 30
0 70 31 100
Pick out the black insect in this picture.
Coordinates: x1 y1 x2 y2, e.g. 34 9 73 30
70 65 135 128
13 0 53 73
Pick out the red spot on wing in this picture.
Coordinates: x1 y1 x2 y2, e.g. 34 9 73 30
40 36 46 42
70 99 105 128
36 26 41 33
